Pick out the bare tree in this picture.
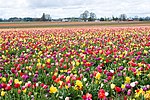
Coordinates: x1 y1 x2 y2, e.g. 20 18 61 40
89 12 96 21
119 14 127 21
80 10 89 22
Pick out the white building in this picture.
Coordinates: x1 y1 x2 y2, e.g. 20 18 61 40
45 14 51 20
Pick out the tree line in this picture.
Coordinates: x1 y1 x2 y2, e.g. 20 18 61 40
0 11 150 22
80 11 150 22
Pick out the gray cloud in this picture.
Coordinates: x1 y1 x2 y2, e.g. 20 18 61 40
28 0 85 8
0 0 150 19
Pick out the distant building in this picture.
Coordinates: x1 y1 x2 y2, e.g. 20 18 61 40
8 17 22 22
62 18 69 22
127 17 133 21
51 18 62 22
62 17 83 22
41 13 51 21
45 14 51 20
95 20 100 22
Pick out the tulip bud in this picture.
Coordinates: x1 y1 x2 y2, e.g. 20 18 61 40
127 89 131 96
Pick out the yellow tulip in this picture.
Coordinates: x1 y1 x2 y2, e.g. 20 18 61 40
135 88 145 98
111 84 115 89
59 81 63 85
1 91 6 96
37 59 40 63
38 51 42 55
138 63 143 67
49 86 58 93
14 79 19 84
144 50 148 54
76 61 80 66
125 77 131 83
121 84 125 89
65 85 69 89
95 72 101 80
75 80 83 89
2 55 6 59
2 77 6 82
47 59 51 63
66 76 70 82
144 90 150 99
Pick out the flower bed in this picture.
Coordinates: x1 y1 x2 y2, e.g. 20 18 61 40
0 27 150 100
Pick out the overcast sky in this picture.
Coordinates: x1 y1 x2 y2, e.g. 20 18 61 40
0 0 150 19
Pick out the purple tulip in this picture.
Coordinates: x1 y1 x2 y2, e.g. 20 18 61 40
136 55 141 60
46 89 50 93
104 79 108 83
32 78 37 82
119 66 124 70
41 56 44 58
114 55 117 58
0 73 2 77
0 84 2 89
125 84 131 89
4 74 8 78
118 73 122 76
22 74 29 81
142 87 148 91
106 72 113 76
95 57 101 60
67 71 70 74
53 57 57 60
26 46 29 49
90 74 93 78
131 68 136 72
34 74 38 78
86 67 90 72
97 65 101 70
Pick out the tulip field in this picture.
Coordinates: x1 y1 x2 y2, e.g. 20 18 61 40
0 27 150 100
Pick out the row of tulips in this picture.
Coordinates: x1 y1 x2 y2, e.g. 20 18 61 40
0 27 150 100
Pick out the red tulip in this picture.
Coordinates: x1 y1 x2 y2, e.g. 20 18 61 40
11 68 16 73
1 83 7 88
16 66 20 71
22 86 26 90
47 65 51 68
115 86 122 93
98 89 106 99
63 65 67 69
43 85 48 89
18 89 21 94
52 75 57 80
40 83 44 87
82 93 92 100
14 83 20 88
5 85 11 91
